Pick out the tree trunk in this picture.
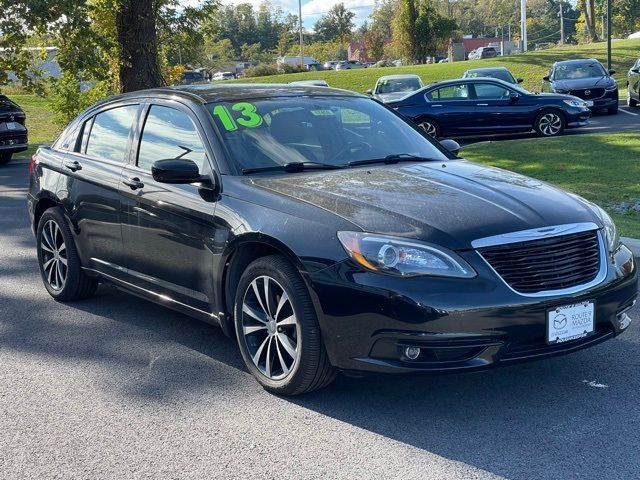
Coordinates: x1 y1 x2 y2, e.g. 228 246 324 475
116 0 165 92
582 0 598 42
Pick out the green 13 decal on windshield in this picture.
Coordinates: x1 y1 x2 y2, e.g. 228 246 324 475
212 102 263 131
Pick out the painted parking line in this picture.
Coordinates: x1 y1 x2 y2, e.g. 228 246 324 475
619 108 639 116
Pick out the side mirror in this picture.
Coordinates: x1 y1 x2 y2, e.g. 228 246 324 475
365 89 373 95
440 138 460 156
542 75 551 82
152 158 202 184
633 68 640 74
608 69 616 75
516 77 524 83
509 92 520 102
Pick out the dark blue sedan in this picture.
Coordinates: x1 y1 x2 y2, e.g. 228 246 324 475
387 78 591 138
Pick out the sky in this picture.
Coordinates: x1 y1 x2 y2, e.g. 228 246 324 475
181 0 375 30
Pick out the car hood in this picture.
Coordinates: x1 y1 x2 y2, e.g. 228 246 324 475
375 92 414 103
250 160 600 250
553 76 615 90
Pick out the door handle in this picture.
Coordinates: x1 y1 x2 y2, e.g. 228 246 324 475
63 160 82 172
476 103 489 106
123 176 144 190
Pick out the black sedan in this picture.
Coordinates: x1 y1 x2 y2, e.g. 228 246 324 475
387 78 591 138
28 84 637 395
627 57 640 107
0 94 28 164
542 58 619 114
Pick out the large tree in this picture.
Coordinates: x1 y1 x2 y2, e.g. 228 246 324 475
313 3 356 43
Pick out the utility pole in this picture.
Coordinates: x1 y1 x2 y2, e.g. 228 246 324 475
298 0 304 68
559 2 565 44
606 0 612 69
520 0 527 52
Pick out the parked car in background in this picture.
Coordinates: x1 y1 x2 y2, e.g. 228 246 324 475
28 84 637 396
0 94 28 164
469 47 498 60
181 71 205 84
336 60 366 70
212 71 235 81
388 78 591 138
463 67 523 85
277 56 320 69
541 59 619 114
323 61 340 70
627 58 640 107
289 79 329 87
367 74 424 103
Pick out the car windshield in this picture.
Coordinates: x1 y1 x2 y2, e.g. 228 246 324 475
554 62 607 80
208 96 448 173
377 78 423 94
466 70 515 84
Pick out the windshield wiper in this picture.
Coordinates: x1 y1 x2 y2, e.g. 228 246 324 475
242 161 345 175
347 153 438 167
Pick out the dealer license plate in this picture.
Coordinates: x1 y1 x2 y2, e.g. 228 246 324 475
4 122 17 130
547 301 594 344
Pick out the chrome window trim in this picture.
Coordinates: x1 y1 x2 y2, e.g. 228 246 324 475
473 223 607 298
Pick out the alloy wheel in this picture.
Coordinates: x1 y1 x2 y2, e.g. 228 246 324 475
40 219 67 290
419 121 438 137
538 113 562 136
241 275 300 380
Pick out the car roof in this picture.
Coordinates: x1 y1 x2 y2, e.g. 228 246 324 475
97 83 364 107
553 58 600 66
465 67 509 73
425 77 512 88
377 74 421 81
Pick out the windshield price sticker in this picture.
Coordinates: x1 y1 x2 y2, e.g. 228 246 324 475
212 102 263 131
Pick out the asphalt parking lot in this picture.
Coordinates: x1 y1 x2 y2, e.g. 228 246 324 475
1 163 639 479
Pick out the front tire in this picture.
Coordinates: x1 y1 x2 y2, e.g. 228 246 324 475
36 207 98 301
534 110 565 137
234 255 335 395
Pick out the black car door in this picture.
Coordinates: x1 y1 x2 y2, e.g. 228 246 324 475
119 101 219 314
59 102 141 277
472 82 533 131
423 83 479 135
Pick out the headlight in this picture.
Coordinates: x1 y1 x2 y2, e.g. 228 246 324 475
605 83 618 91
593 206 620 252
337 231 476 278
563 99 586 107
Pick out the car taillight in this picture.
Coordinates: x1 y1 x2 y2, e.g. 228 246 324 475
29 154 37 174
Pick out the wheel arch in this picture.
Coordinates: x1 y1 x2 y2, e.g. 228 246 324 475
33 195 61 231
219 234 308 337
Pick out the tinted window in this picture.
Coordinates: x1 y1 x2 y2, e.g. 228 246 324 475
474 83 511 99
208 97 448 172
85 105 138 163
554 62 607 80
138 105 206 171
427 84 470 100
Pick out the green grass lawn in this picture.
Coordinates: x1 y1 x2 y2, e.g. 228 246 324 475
237 38 640 95
462 132 640 238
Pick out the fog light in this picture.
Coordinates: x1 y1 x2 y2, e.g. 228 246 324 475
404 346 421 360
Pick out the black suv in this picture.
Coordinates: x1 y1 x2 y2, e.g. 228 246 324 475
28 85 637 395
0 94 28 164
542 59 619 114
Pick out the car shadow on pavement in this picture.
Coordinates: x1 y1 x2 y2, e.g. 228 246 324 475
288 320 640 479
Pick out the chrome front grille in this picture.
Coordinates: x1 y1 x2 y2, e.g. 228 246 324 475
477 228 603 295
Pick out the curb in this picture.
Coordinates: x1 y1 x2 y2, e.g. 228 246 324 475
622 237 640 257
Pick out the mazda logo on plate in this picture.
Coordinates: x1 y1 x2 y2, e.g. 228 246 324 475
553 314 567 330
584 90 591 96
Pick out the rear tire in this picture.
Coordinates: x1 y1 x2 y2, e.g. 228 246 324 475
36 207 98 301
418 119 440 138
0 153 11 165
626 89 638 107
534 109 565 137
234 255 335 396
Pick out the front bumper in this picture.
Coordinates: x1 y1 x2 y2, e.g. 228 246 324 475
307 244 637 374
566 107 591 128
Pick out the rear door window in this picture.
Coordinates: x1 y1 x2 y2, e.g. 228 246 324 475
427 84 470 101
85 105 138 163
